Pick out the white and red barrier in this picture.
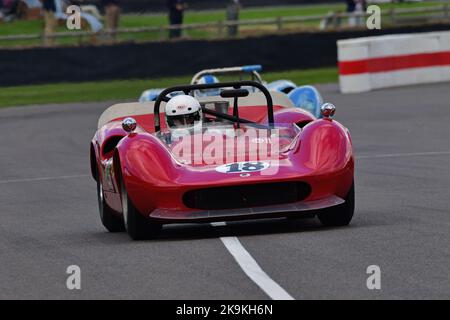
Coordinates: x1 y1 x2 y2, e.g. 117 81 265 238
338 31 450 93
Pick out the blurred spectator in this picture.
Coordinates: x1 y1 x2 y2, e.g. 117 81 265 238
355 0 366 26
2 0 19 20
347 0 366 26
0 1 4 20
18 0 42 20
70 0 102 20
55 0 103 32
42 0 57 46
167 0 187 39
346 0 356 14
102 0 120 40
226 0 240 37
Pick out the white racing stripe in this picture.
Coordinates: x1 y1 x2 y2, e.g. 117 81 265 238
211 222 294 300
0 174 89 185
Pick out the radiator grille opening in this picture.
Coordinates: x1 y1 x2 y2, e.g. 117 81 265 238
183 182 311 210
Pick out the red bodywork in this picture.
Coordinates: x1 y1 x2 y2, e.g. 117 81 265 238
91 104 354 223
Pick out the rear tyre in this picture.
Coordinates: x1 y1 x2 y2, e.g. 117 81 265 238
120 177 162 240
97 179 125 232
318 182 355 227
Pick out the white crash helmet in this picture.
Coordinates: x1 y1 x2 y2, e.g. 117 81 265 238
195 75 220 97
165 95 202 130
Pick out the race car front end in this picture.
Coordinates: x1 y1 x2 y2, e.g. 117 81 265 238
114 118 354 224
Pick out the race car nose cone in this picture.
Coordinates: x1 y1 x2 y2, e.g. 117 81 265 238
321 103 336 119
122 117 137 133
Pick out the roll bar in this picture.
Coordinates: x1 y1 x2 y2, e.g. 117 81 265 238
190 65 264 85
153 80 274 132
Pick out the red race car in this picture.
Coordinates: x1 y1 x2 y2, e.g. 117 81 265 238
90 81 354 240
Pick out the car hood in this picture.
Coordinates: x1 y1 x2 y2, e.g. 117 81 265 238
155 123 300 167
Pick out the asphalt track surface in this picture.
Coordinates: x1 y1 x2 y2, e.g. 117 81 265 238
1 82 449 300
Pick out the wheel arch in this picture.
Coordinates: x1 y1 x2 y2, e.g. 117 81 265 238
90 142 99 181
113 147 124 194
299 119 354 173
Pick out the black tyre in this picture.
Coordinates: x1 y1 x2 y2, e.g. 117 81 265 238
120 177 162 240
318 182 355 227
97 179 125 232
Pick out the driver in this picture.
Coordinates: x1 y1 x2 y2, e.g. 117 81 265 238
195 75 220 97
165 95 203 133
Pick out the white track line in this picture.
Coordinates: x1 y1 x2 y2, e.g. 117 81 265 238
0 149 446 300
357 151 450 160
211 150 450 300
0 174 89 185
211 222 294 300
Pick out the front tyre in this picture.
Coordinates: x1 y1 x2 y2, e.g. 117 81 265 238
97 179 125 232
120 177 162 240
318 182 355 227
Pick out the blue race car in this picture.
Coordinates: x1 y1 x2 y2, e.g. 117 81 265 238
139 65 323 118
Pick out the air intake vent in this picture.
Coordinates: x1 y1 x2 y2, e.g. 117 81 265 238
183 182 311 210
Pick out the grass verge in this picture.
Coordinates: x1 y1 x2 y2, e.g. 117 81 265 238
0 67 337 108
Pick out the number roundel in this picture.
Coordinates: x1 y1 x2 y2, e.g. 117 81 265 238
215 161 270 174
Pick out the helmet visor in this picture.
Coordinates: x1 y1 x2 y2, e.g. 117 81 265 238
167 111 201 128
